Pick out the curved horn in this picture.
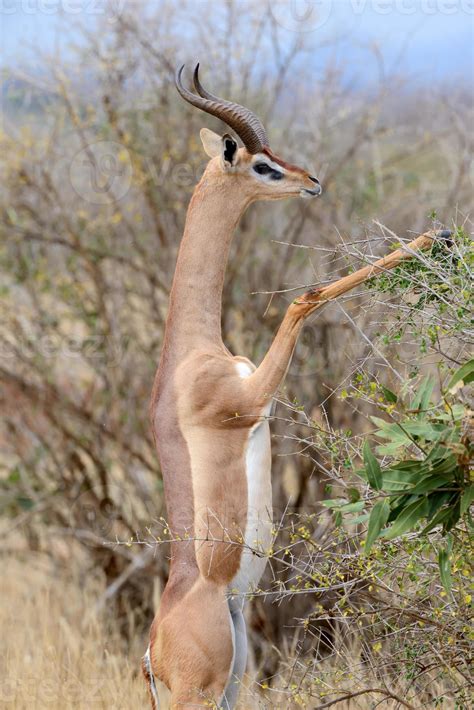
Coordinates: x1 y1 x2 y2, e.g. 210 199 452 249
175 63 269 155
192 64 269 149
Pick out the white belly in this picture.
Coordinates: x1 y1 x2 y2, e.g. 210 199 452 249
229 360 273 599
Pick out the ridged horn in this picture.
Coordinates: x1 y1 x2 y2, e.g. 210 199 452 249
175 63 269 155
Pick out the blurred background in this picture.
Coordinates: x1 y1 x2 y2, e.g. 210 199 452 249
0 1 472 708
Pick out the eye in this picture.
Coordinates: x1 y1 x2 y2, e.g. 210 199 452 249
253 163 272 175
253 163 283 180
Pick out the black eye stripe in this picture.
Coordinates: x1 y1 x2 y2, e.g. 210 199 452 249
253 162 283 180
253 162 272 175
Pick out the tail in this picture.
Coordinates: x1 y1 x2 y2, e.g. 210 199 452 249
142 646 160 710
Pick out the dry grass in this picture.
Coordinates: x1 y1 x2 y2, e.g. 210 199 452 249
0 554 147 709
0 553 460 710
0 552 460 710
0 553 264 709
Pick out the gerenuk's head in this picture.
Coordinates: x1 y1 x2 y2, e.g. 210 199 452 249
176 64 322 203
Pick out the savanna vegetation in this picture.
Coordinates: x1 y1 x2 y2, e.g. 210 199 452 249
0 2 472 708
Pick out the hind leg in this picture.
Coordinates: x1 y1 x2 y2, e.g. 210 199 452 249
150 576 234 709
222 598 247 710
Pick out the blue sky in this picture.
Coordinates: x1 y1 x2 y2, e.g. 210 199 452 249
1 0 473 86
325 0 474 83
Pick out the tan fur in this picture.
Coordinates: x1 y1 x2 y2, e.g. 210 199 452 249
147 140 320 708
151 577 234 708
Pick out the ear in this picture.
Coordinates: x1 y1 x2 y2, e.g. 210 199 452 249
199 128 239 168
221 133 239 168
199 128 223 158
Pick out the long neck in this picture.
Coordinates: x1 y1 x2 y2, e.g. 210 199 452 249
165 173 249 349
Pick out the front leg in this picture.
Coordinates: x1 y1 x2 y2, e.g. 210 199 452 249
241 228 443 410
242 288 323 409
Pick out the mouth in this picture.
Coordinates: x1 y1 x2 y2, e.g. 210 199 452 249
301 186 322 198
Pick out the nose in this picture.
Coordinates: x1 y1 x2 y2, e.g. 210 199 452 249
305 175 322 196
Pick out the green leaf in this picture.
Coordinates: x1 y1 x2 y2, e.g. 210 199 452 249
363 441 382 491
411 375 435 413
460 486 474 516
421 506 452 535
348 487 361 503
347 513 370 526
371 418 411 456
381 386 397 403
339 501 365 513
371 417 410 443
371 417 448 454
381 468 420 491
438 548 452 594
401 422 447 439
428 454 458 476
321 499 346 509
448 359 474 391
390 460 428 471
433 404 465 422
427 491 452 518
387 494 415 522
444 498 461 533
425 444 447 463
376 440 409 457
365 499 390 554
382 496 429 539
408 474 455 496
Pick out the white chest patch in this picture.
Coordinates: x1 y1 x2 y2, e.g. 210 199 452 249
235 360 254 378
230 360 273 598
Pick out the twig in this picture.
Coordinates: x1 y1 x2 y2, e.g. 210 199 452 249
315 687 416 709
296 230 452 309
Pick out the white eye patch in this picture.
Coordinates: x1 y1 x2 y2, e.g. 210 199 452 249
251 159 284 181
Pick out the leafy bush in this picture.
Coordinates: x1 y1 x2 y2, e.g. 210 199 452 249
325 228 472 591
362 363 472 579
